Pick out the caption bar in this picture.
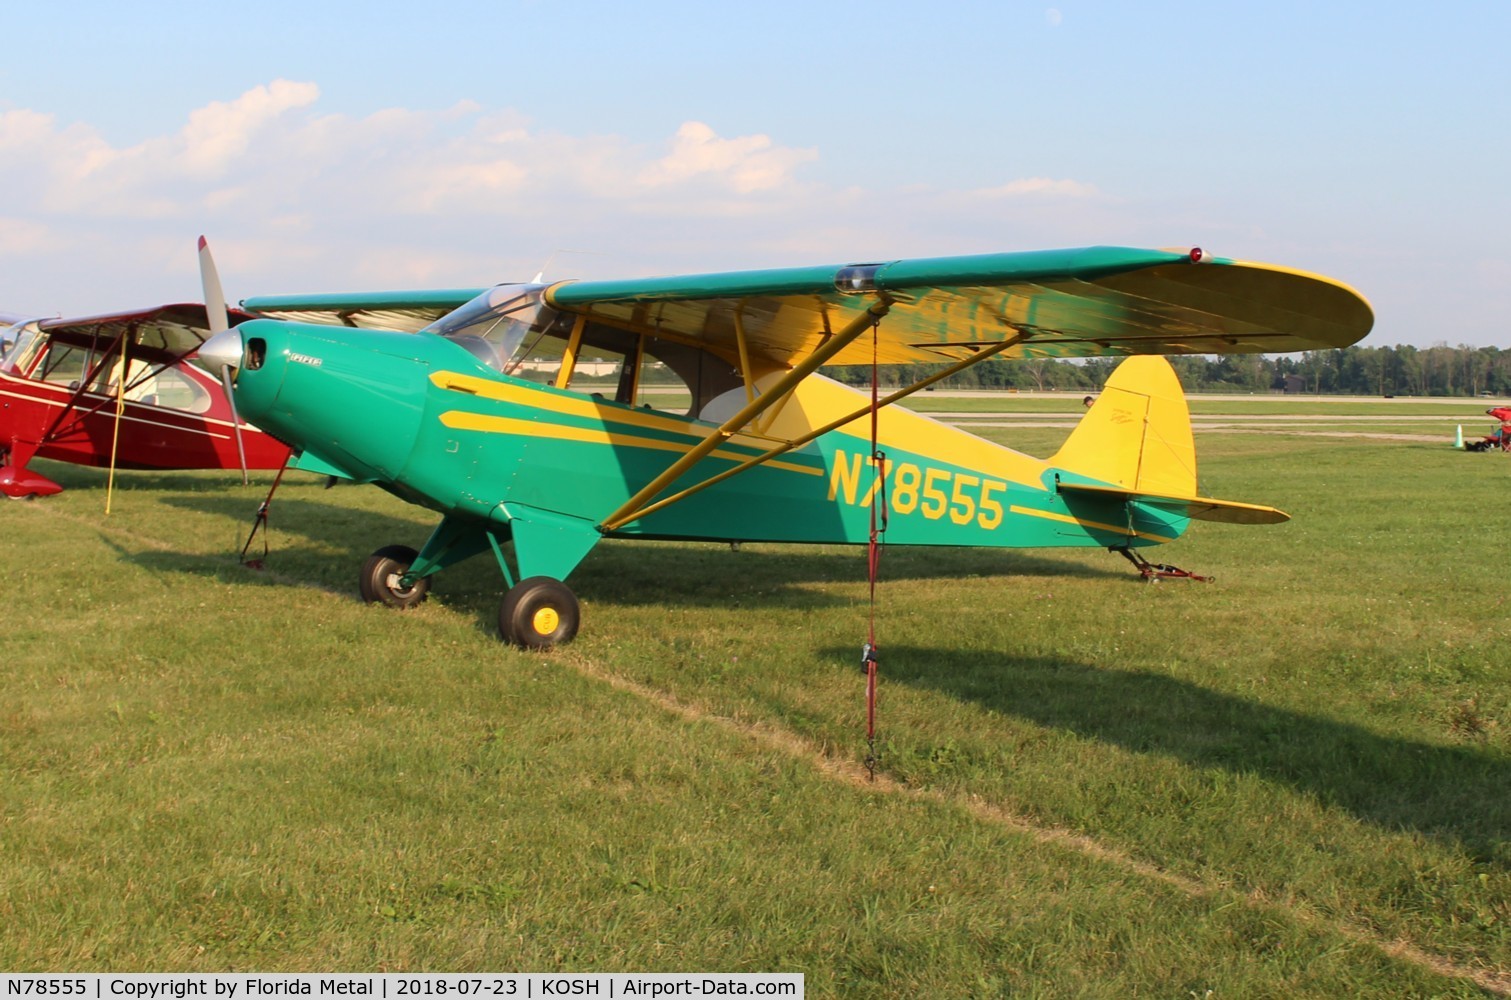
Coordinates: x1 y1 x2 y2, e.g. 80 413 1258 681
1 977 802 1000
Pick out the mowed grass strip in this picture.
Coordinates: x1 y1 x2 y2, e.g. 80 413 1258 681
1 421 1506 995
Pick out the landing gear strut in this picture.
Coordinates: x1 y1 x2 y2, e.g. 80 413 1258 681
358 517 585 648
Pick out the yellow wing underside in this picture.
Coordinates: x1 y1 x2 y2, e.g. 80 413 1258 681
545 250 1374 370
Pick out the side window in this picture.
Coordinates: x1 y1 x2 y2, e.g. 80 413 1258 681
641 339 741 418
504 331 572 385
570 343 636 402
636 352 693 413
561 325 643 405
86 355 121 395
557 325 734 417
39 343 88 387
127 365 212 413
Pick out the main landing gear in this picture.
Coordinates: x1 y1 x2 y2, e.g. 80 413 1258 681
498 576 580 649
358 543 581 649
359 545 431 608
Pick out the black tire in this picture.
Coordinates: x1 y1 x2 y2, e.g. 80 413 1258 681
359 544 430 608
498 577 580 648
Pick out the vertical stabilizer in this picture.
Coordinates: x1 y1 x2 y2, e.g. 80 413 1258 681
1050 356 1197 496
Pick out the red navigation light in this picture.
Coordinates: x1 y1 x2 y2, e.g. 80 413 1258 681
1189 247 1210 263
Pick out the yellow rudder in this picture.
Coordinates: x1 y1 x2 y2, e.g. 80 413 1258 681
1051 355 1197 496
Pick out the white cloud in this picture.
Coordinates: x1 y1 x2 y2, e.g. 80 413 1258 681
638 121 819 194
0 83 1219 320
0 86 851 308
0 216 62 257
411 159 531 211
978 177 1100 199
0 65 1488 347
180 80 321 176
0 109 62 148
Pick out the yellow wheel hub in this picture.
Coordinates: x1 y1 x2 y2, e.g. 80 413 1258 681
531 606 560 635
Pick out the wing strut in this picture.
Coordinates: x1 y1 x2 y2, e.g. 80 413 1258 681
104 332 130 515
597 297 895 533
604 330 1029 529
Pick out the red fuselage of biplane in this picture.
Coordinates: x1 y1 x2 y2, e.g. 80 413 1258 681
0 362 288 474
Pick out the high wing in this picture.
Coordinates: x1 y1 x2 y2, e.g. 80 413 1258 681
237 247 1371 364
40 303 257 362
242 289 486 333
542 246 1374 366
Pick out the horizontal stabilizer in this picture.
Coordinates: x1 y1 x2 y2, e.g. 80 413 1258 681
1057 481 1289 525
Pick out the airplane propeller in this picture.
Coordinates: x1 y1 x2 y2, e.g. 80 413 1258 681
197 236 249 485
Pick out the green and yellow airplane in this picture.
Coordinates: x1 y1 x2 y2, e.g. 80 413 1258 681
200 244 1372 647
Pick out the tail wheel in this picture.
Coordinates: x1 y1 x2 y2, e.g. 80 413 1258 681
359 544 430 609
499 577 580 649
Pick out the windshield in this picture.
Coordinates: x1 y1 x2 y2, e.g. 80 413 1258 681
0 320 44 374
424 283 572 375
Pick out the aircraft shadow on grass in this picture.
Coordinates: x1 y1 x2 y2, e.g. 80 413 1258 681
570 542 1120 607
151 492 1122 615
105 478 1510 860
851 645 1510 865
31 460 255 497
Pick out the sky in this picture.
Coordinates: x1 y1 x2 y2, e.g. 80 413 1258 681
1 0 1507 348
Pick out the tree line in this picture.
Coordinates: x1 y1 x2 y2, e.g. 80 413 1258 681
830 344 1511 398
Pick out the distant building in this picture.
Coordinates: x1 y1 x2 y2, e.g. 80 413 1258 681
1282 374 1306 394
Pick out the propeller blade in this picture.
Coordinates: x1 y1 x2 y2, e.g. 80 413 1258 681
198 235 228 335
220 363 249 486
199 239 246 485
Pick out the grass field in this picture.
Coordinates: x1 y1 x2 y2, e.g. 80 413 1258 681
3 398 1509 997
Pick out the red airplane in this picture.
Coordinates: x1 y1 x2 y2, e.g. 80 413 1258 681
1466 405 1511 452
0 302 290 498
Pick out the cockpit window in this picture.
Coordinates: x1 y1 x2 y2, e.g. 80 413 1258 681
425 283 743 418
424 283 574 376
2 321 46 376
126 364 214 414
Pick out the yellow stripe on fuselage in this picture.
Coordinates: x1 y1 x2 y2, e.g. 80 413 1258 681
431 369 1052 492
437 411 823 477
431 371 782 450
1008 504 1177 543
